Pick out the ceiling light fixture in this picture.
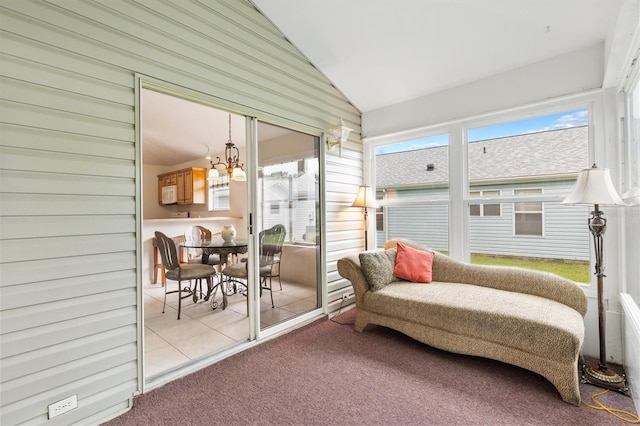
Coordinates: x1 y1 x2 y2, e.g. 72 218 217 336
208 114 246 182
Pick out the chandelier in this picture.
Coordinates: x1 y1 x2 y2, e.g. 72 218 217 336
208 114 246 182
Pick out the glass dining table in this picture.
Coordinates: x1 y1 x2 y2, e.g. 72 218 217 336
180 238 248 310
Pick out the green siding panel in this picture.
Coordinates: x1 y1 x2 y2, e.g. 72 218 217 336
0 1 361 424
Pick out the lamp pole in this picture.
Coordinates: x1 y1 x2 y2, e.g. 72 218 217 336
352 185 379 251
562 164 628 395
590 205 607 371
582 205 627 392
363 207 369 251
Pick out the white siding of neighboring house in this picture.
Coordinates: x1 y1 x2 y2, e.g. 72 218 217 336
377 181 589 260
0 1 360 424
468 181 589 261
381 204 450 250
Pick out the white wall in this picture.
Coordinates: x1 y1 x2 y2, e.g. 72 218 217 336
363 44 604 138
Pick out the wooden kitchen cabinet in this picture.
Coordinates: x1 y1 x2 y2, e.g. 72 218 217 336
158 167 207 205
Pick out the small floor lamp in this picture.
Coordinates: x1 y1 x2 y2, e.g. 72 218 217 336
352 185 379 250
562 164 628 394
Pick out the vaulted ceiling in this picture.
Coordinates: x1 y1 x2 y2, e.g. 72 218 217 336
253 0 624 113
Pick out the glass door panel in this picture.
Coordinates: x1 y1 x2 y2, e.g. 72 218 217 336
255 121 321 331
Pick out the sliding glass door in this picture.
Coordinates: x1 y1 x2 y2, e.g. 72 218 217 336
254 121 321 332
141 81 322 386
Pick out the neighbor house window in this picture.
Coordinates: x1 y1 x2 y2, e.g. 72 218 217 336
469 190 501 216
514 188 543 236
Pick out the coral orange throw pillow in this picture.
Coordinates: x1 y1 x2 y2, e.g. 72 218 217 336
393 242 434 283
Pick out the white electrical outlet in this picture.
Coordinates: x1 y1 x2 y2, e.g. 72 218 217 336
48 395 78 419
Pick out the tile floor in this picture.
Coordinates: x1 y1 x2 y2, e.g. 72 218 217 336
144 277 318 378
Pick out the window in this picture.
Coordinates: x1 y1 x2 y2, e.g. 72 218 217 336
513 189 543 236
469 190 501 216
208 186 230 211
627 78 640 195
373 133 450 251
465 108 590 281
208 173 230 211
368 103 593 282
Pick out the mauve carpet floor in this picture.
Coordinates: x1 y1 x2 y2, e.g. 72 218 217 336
104 308 638 425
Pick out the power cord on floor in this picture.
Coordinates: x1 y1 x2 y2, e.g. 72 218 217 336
329 296 355 325
582 389 640 423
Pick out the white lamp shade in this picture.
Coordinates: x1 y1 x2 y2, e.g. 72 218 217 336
352 185 379 209
207 167 220 181
562 165 625 206
231 167 246 181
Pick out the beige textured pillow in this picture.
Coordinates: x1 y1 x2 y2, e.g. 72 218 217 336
359 249 397 291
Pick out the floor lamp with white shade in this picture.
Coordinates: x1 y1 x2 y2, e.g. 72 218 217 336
562 164 629 394
352 185 379 251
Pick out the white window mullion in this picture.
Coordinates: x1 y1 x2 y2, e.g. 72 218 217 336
449 122 467 261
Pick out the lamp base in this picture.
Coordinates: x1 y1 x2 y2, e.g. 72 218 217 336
581 362 630 396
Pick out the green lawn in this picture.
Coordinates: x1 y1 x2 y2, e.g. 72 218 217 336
470 253 590 283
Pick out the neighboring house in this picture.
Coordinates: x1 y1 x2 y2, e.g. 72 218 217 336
376 126 590 260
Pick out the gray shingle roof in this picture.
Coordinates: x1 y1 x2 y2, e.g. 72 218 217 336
375 126 588 188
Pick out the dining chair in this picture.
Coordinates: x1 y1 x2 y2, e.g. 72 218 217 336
185 225 222 269
152 234 187 286
259 224 286 294
155 231 218 319
221 224 286 308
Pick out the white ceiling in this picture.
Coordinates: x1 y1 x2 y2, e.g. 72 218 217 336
253 0 623 112
141 89 290 166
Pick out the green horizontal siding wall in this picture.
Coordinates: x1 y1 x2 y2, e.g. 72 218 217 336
0 0 360 424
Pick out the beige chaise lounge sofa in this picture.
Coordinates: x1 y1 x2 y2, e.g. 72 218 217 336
337 240 587 405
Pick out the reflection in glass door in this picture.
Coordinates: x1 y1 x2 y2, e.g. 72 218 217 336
255 121 321 331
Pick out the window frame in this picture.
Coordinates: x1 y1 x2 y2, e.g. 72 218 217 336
364 91 599 291
512 188 544 237
368 127 452 250
623 71 640 203
208 185 230 211
469 190 502 217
